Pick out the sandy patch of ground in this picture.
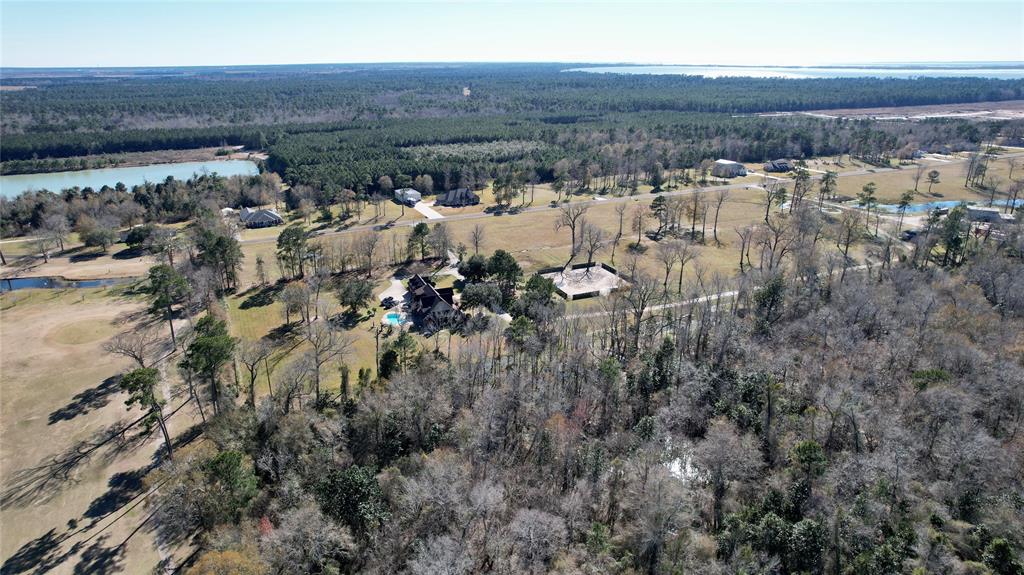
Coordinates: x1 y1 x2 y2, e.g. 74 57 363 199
788 100 1024 121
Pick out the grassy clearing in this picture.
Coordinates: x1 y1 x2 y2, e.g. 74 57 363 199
0 287 197 574
227 184 782 389
1 240 154 281
226 271 409 397
833 156 1018 204
236 202 425 244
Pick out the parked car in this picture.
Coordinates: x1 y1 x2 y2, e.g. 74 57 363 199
381 296 396 309
900 229 919 241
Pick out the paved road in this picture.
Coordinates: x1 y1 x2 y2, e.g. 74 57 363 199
241 158 927 246
565 263 875 320
245 149 1024 247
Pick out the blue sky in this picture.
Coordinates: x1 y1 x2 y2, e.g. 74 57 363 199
2 1 1022 68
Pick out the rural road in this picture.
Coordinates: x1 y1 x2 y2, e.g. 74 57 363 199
240 162 901 246
565 263 876 320
241 150 1024 246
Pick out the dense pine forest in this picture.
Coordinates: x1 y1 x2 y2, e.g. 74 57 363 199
2 63 1022 166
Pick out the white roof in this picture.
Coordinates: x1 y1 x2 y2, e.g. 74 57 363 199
715 159 742 165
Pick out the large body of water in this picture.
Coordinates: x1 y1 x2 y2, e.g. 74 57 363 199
568 65 1024 79
0 160 260 198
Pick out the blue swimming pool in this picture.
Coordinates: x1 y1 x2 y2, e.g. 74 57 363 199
382 312 408 326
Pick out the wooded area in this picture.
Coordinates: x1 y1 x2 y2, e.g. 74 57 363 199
2 64 1021 164
140 206 1024 575
2 64 1023 575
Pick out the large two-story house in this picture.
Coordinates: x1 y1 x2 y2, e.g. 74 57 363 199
408 274 462 330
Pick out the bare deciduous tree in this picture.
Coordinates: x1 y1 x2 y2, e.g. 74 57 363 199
624 273 662 356
238 338 273 407
353 231 381 278
104 329 164 368
305 320 353 405
579 222 607 275
470 223 485 255
692 418 763 530
554 203 589 256
711 189 730 245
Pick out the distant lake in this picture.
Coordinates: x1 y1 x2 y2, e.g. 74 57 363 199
0 160 260 198
567 65 1024 79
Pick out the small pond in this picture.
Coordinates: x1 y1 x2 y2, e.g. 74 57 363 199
0 276 133 292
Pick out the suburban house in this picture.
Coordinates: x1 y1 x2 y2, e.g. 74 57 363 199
407 274 462 330
711 159 747 178
763 159 793 173
394 188 422 205
239 207 284 228
434 187 480 207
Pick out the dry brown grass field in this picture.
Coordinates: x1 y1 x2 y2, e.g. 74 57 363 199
0 287 198 574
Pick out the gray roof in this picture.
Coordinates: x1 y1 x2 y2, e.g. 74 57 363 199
436 188 480 206
240 207 283 223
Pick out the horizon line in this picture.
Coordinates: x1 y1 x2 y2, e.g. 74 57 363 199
3 60 1024 72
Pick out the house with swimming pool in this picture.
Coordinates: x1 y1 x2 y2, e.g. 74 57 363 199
408 274 462 330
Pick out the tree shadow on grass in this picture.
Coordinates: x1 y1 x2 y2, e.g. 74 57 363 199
267 322 298 341
1 419 151 509
72 534 123 575
48 375 122 425
483 205 511 215
0 528 80 575
239 283 283 309
68 252 102 263
82 468 147 522
333 309 372 329
110 247 144 261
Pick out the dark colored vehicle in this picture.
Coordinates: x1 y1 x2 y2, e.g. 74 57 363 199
900 229 919 241
381 296 396 309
